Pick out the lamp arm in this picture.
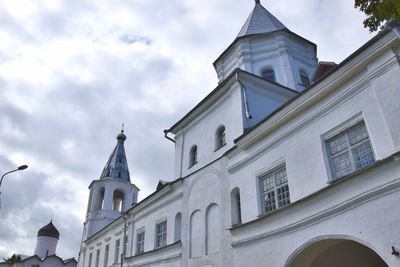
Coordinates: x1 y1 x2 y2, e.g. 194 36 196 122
0 169 18 188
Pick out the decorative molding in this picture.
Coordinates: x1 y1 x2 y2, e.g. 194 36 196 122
233 31 397 149
134 192 183 221
114 230 122 237
321 112 364 140
104 237 111 242
228 78 369 174
231 177 400 247
366 55 399 82
96 242 102 247
128 253 181 267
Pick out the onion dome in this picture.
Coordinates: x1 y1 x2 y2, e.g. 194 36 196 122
37 221 60 240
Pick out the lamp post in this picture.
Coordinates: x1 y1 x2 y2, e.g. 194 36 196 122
0 165 28 209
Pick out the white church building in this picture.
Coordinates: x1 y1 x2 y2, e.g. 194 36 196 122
77 1 400 266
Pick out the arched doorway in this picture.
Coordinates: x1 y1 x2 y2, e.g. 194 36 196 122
286 238 388 267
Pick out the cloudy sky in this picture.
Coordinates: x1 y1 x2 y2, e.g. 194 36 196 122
0 0 374 260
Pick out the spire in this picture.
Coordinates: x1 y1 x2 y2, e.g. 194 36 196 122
100 129 131 182
238 1 286 37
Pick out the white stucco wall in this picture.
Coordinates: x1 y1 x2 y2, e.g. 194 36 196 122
215 32 317 92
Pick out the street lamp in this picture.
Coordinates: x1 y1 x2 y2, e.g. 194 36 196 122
0 165 28 209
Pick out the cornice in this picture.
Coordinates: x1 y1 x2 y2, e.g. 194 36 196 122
231 173 400 248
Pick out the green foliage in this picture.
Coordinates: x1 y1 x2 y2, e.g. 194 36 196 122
3 254 21 265
355 0 400 32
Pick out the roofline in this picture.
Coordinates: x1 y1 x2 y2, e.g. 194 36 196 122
213 28 317 68
234 25 399 143
168 69 298 134
0 255 77 265
84 179 182 243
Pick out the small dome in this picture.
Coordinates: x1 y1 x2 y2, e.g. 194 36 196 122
117 130 127 142
37 221 60 240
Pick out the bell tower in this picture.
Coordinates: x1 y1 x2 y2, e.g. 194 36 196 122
81 129 139 241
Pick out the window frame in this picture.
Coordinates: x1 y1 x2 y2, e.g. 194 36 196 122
189 145 198 168
325 121 375 181
258 164 291 215
299 70 311 88
103 244 109 267
136 228 145 255
215 126 227 151
155 220 167 248
260 68 276 83
95 249 100 267
114 239 120 264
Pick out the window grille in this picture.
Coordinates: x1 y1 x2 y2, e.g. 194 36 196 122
327 122 374 179
136 230 145 254
155 221 167 248
259 165 290 214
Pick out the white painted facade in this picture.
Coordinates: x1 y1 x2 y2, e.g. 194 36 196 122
34 236 58 258
78 2 400 267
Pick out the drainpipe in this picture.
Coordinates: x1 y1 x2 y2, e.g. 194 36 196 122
179 129 185 178
121 212 128 267
236 71 252 119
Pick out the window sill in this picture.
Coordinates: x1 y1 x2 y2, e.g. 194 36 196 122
126 241 182 260
188 162 198 169
214 143 226 152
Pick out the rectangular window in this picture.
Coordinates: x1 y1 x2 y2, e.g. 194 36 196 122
88 253 92 267
136 230 145 254
259 165 290 214
103 245 109 267
114 239 120 263
95 249 100 267
155 221 167 248
327 122 374 180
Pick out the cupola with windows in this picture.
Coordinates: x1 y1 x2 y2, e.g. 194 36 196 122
213 0 318 92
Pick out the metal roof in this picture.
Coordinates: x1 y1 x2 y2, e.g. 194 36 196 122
99 130 131 182
237 2 286 38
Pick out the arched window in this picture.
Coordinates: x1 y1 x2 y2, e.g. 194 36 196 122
174 212 182 242
230 188 242 225
189 145 198 168
112 189 125 212
215 126 226 150
261 68 276 82
299 70 310 88
94 187 105 210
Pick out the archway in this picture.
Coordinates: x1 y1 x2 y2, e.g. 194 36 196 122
286 238 388 267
